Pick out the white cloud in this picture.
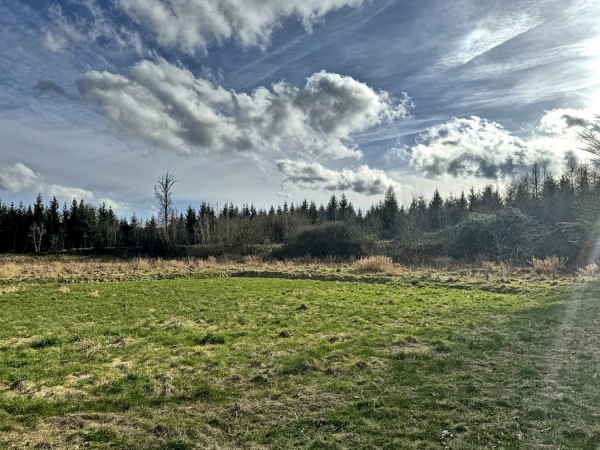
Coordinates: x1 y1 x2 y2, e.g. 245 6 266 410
0 162 128 214
0 163 41 193
537 108 600 137
434 11 543 71
384 145 411 163
45 0 363 55
0 162 94 202
78 59 410 159
528 108 600 160
45 1 142 53
116 0 364 54
405 109 600 180
276 159 399 195
408 116 562 179
42 31 68 52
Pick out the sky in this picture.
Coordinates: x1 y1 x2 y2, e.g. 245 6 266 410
1 0 599 218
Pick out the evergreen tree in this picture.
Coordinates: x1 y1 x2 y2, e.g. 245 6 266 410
326 195 338 221
308 201 318 224
185 205 197 244
379 187 400 237
428 189 444 230
467 187 479 212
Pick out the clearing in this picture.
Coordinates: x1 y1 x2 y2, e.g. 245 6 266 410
0 259 599 449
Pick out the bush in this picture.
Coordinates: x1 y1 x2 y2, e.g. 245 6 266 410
353 256 395 273
444 209 544 263
531 255 566 277
445 213 495 259
277 223 368 259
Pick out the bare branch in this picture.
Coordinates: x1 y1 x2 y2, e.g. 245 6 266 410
579 114 600 156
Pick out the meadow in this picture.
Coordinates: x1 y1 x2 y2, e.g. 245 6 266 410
0 256 599 449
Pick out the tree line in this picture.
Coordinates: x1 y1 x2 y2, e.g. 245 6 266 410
1 159 600 264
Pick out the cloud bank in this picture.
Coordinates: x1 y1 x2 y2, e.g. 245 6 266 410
0 162 94 202
78 59 410 159
405 109 599 179
0 162 128 214
276 160 399 195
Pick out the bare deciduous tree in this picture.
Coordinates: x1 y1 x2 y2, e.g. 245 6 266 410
579 114 600 156
29 222 46 253
154 172 176 247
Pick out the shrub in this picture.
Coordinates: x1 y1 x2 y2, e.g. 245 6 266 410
531 255 566 277
579 262 599 276
242 254 262 265
446 213 495 259
132 258 151 271
353 256 395 274
278 223 367 259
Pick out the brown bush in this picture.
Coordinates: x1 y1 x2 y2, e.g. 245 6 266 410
353 256 395 274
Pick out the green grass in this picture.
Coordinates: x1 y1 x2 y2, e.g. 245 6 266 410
0 275 598 448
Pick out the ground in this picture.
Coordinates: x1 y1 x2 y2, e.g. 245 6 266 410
0 256 598 449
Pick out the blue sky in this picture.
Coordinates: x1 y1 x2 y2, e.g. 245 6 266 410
1 0 599 217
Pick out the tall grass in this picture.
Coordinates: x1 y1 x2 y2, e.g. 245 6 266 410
353 255 397 274
530 255 566 277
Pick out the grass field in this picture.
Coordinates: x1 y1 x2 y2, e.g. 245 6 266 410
1 257 599 449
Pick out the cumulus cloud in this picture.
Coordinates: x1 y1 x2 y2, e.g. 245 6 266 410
409 116 565 179
0 162 94 202
528 108 600 159
276 160 399 195
537 108 600 137
404 109 599 180
78 59 410 159
0 162 128 213
0 163 42 193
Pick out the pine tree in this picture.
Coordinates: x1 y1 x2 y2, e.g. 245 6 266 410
308 201 318 224
381 186 399 237
185 205 197 244
428 189 444 230
326 195 338 221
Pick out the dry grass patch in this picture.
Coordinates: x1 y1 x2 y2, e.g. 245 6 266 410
353 255 397 274
159 317 199 329
0 285 21 296
0 412 141 450
131 257 151 271
33 386 90 401
0 262 21 279
75 338 105 359
107 358 132 372
531 255 566 278
579 261 599 277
